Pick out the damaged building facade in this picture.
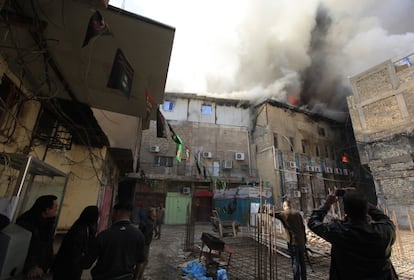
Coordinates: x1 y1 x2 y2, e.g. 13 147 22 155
348 53 414 228
137 94 361 223
253 100 353 214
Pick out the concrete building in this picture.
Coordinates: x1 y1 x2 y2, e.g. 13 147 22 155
348 53 414 227
135 94 365 222
134 93 255 224
0 0 174 232
252 100 353 214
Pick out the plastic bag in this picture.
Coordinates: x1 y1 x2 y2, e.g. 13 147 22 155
217 268 228 280
182 260 208 278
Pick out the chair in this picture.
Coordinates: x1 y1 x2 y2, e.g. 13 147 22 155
210 209 240 237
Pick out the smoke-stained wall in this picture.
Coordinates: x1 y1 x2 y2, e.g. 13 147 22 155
252 101 349 213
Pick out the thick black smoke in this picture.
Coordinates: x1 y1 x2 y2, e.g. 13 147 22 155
300 5 351 118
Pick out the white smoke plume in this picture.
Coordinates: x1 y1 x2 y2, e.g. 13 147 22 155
111 0 414 121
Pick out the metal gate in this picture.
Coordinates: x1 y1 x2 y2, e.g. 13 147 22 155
165 192 191 225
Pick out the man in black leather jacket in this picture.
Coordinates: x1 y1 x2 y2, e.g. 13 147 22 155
308 190 398 280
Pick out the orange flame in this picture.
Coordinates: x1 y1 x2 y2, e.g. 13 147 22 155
287 96 299 106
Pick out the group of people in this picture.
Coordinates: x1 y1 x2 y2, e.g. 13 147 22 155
4 188 399 280
274 188 399 280
9 195 164 280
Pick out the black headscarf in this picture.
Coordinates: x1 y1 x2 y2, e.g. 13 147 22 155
75 206 99 226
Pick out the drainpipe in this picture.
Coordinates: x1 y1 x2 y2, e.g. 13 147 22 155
247 130 252 176
278 151 285 200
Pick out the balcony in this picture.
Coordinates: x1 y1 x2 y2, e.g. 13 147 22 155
138 162 257 183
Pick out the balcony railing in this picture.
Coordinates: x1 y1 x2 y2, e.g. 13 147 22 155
139 162 257 181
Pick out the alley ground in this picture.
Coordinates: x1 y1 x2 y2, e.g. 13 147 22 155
80 224 414 280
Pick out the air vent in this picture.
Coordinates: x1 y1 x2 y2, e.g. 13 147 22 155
182 187 191 194
235 152 245 161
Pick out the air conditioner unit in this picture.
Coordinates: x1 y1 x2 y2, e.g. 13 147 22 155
334 168 343 175
305 165 314 172
202 151 212 158
288 161 297 168
343 169 349 175
325 167 333 173
182 187 191 194
223 160 233 169
313 166 321 173
235 152 245 161
293 190 301 198
150 145 160 153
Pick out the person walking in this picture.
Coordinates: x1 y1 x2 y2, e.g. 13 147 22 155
136 207 157 280
308 189 398 279
16 195 59 279
52 205 99 280
91 202 146 280
154 204 165 239
274 200 307 280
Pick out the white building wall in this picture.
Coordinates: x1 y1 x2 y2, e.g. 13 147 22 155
161 95 250 127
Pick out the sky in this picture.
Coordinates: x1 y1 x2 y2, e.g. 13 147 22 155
109 0 414 121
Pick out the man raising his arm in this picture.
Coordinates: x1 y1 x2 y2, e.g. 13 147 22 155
307 189 398 280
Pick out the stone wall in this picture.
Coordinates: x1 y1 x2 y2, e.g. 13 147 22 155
348 58 414 228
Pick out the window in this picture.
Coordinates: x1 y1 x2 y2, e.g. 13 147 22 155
154 156 173 167
301 140 307 154
324 145 330 158
289 137 295 152
315 145 320 157
34 109 73 150
318 126 326 137
163 101 174 111
201 104 212 115
273 133 278 149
